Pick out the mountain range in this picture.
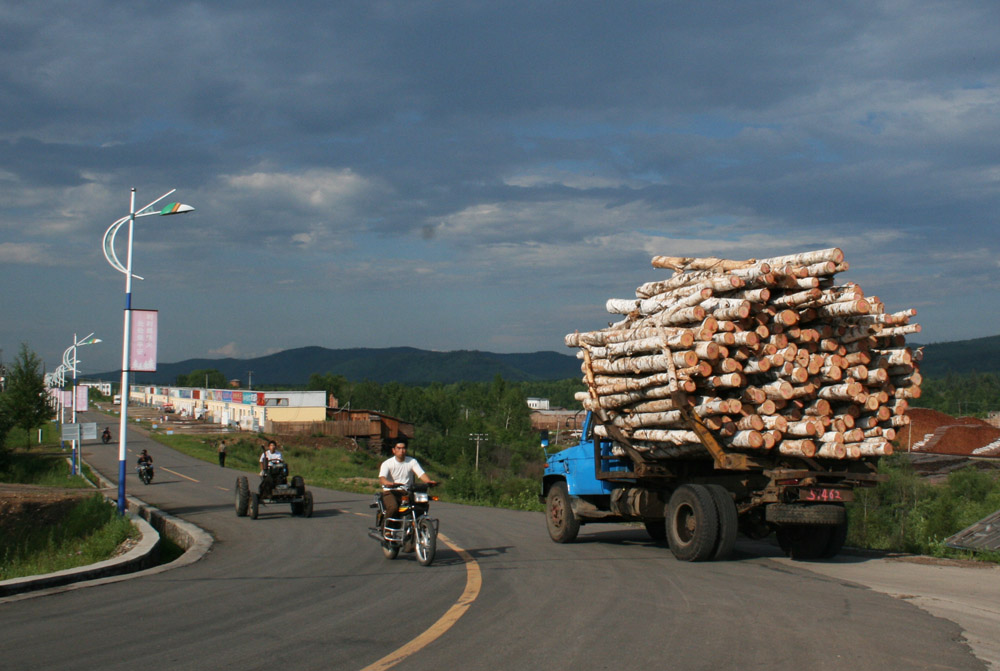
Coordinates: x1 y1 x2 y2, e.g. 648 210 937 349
93 346 583 386
90 334 1000 387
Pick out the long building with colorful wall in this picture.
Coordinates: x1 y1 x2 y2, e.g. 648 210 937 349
130 385 327 432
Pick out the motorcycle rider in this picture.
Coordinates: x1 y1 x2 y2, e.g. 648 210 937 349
102 427 112 443
136 449 154 478
378 438 437 520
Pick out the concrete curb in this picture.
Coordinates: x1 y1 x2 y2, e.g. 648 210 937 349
0 461 214 602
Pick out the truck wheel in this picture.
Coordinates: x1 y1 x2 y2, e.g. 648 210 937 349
822 521 848 558
643 520 667 542
666 484 718 562
291 475 305 495
302 491 313 518
545 481 580 543
415 518 437 566
235 477 250 517
706 484 738 561
776 525 831 560
250 492 260 520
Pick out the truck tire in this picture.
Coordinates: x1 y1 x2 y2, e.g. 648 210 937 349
776 525 831 560
706 484 738 561
291 475 305 495
546 481 580 543
644 519 667 542
766 503 845 526
302 491 314 518
250 492 260 520
235 477 250 517
666 484 718 562
822 521 848 558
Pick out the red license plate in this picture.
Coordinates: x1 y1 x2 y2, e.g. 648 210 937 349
799 488 852 502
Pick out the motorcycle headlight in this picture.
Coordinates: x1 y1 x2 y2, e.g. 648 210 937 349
413 492 429 503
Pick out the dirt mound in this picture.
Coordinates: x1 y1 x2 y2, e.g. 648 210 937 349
0 485 95 536
904 408 1000 456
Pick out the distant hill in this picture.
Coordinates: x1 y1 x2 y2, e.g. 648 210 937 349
916 334 1000 377
93 346 583 386
90 333 1000 387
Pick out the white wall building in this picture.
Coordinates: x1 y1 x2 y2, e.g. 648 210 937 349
131 385 327 431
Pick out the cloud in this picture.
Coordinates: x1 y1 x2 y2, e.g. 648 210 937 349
208 342 240 358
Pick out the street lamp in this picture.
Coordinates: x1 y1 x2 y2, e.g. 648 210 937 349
103 188 195 514
63 333 101 475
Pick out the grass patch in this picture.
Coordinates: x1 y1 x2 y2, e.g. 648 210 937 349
0 493 138 580
0 450 92 489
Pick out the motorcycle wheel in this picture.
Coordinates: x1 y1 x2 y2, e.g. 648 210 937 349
415 518 437 566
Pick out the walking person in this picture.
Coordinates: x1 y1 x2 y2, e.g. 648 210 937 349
217 440 227 468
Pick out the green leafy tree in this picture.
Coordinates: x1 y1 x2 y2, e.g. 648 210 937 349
0 344 51 449
176 369 228 388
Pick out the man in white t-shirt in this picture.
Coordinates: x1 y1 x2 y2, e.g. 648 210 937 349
378 438 437 519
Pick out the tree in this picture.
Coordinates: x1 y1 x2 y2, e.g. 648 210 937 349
176 368 228 388
0 344 51 448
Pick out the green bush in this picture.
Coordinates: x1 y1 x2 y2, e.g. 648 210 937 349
848 455 1000 558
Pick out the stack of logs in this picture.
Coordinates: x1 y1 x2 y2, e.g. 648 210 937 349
566 248 920 462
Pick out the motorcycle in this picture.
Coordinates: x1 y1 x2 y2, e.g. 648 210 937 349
101 429 112 444
368 483 439 566
136 462 154 485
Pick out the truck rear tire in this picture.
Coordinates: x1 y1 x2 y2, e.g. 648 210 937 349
822 521 848 558
666 485 718 562
303 491 314 518
776 525 831 560
706 484 738 561
546 481 580 543
644 519 667 542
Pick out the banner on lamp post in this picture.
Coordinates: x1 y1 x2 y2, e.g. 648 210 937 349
75 385 89 411
129 309 159 372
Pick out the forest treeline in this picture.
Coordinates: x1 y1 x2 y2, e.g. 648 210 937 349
913 371 1000 418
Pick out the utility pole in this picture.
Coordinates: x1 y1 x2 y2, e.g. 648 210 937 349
469 433 489 471
248 370 254 390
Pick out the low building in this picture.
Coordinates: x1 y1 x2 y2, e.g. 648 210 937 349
130 385 326 432
527 397 551 410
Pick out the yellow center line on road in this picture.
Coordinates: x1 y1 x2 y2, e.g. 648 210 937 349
215 486 229 492
359 533 482 671
160 467 199 483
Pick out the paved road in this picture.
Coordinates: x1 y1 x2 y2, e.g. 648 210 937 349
1 413 995 671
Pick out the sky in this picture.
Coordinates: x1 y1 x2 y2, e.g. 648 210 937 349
2 1 999 376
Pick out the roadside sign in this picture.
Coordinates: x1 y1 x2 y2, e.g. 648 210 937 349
61 422 98 441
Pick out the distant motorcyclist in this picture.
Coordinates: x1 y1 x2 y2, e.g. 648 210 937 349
378 438 437 519
101 427 112 444
136 449 154 478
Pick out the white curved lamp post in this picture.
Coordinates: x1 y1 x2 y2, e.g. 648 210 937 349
104 188 194 514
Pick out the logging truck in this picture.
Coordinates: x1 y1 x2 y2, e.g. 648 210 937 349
543 247 918 561
541 409 885 561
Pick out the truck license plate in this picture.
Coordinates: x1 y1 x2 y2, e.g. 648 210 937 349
799 488 852 502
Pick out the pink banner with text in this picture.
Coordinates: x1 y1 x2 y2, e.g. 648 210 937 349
130 309 159 372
